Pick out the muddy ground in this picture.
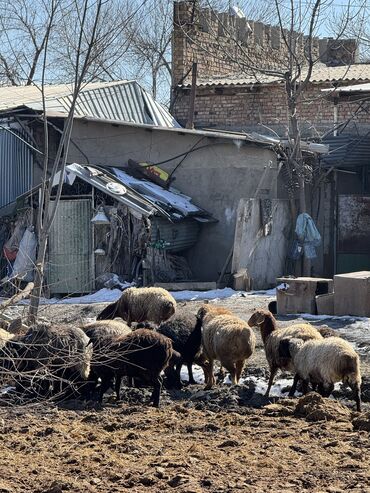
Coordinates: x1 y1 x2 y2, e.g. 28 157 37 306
1 295 370 492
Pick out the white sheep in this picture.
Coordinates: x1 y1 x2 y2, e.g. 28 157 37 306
97 287 176 326
248 310 323 397
198 305 256 390
280 336 362 411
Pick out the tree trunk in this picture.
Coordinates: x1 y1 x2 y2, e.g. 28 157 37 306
28 232 48 323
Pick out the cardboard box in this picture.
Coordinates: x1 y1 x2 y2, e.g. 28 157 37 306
276 277 333 315
334 271 370 317
316 293 334 316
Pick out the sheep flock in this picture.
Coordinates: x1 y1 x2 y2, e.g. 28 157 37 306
0 286 363 412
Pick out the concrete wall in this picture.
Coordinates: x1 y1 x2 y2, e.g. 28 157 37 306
232 198 291 289
68 120 279 281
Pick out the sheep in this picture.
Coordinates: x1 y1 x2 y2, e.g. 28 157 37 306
279 336 362 411
82 320 132 397
97 287 176 326
157 312 206 387
92 328 173 407
0 328 14 350
247 310 323 397
197 305 256 390
0 322 92 399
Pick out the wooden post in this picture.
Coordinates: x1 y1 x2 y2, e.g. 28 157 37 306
185 62 197 129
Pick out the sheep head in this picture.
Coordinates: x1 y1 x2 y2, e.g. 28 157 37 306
248 309 277 344
247 310 267 327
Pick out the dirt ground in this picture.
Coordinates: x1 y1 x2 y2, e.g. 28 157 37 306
1 295 370 493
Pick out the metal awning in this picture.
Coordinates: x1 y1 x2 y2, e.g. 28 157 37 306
65 163 216 223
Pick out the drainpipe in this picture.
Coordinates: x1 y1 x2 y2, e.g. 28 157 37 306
333 97 338 136
186 62 197 129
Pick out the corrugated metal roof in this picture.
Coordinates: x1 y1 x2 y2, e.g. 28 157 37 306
0 128 33 208
322 82 370 94
321 134 370 168
185 64 370 88
0 80 178 128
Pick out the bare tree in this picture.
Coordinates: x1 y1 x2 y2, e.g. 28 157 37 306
116 0 173 101
28 0 142 321
0 0 62 85
0 0 150 86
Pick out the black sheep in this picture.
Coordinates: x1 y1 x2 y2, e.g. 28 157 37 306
0 322 92 399
157 313 204 388
93 328 173 407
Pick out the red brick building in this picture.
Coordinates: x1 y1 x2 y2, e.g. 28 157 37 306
172 1 370 137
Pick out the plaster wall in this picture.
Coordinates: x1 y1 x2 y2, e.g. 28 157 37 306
68 120 279 281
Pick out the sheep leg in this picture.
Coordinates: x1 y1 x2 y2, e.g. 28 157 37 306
351 383 362 412
187 363 196 385
229 365 238 385
236 360 245 383
265 367 278 397
115 374 122 400
175 361 183 388
288 373 300 397
301 379 309 395
150 375 163 408
204 360 215 390
98 377 113 403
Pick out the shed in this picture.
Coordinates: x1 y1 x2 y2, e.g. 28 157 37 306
46 163 215 294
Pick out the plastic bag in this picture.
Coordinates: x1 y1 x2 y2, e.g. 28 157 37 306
295 213 321 247
12 227 37 281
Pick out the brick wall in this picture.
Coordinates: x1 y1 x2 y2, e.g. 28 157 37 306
173 82 370 136
172 1 359 87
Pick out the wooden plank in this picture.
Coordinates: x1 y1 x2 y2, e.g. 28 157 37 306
154 282 217 291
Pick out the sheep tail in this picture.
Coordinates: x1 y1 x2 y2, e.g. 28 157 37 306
97 301 119 320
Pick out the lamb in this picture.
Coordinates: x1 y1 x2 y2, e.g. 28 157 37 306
0 322 92 398
97 287 176 326
157 312 206 387
92 328 173 407
197 305 256 390
279 336 362 411
247 310 323 397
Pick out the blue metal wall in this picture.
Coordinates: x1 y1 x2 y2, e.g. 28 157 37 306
0 128 34 208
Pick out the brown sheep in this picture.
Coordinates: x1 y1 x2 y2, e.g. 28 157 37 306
198 305 256 390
